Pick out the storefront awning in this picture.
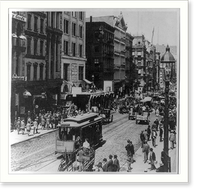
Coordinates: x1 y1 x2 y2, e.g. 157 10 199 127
83 79 92 84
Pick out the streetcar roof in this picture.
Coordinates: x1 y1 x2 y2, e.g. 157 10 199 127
61 113 102 128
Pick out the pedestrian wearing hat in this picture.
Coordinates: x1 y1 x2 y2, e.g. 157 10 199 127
107 155 114 172
16 117 21 134
142 141 150 163
147 125 151 141
125 140 131 156
95 162 103 172
33 119 38 134
148 148 156 170
169 130 176 149
159 125 163 142
113 155 120 172
151 128 157 147
26 121 31 136
102 158 108 172
20 120 25 135
140 131 145 148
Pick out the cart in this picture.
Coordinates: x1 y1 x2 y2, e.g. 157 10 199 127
101 109 114 123
128 107 136 120
135 112 149 124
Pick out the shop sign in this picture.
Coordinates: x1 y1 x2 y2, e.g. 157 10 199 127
12 13 26 22
12 74 26 81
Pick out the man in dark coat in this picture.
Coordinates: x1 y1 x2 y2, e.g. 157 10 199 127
140 131 145 148
159 125 163 142
107 155 114 172
102 158 108 172
125 140 131 156
147 125 151 141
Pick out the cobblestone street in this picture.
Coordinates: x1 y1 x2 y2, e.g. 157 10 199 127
11 111 158 172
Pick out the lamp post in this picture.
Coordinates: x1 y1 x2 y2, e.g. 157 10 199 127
163 75 170 172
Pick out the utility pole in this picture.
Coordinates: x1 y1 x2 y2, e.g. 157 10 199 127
163 77 170 172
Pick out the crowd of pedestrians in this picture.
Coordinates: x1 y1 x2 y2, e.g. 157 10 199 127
94 154 120 172
13 110 62 136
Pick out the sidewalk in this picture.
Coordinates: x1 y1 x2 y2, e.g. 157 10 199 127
10 128 57 146
120 136 177 173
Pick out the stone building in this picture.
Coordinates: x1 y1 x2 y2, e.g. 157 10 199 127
85 13 128 94
61 11 87 94
86 17 115 91
11 11 27 123
132 35 146 93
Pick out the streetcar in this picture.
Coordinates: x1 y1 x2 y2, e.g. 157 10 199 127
55 112 103 172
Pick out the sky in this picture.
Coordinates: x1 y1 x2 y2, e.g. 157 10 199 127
85 8 179 47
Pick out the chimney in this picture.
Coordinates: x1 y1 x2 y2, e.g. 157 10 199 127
90 16 92 22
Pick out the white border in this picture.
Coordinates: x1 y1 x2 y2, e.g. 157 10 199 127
0 1 188 183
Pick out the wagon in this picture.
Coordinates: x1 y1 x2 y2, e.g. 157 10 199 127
128 107 136 120
135 112 149 124
101 109 114 123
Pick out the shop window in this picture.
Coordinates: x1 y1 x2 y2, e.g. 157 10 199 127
79 66 84 80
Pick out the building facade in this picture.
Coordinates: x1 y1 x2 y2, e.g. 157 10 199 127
85 13 127 94
11 12 27 123
46 11 63 106
132 35 146 93
61 11 87 94
86 18 115 90
125 32 134 94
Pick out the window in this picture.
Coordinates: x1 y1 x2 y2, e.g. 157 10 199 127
51 12 54 27
72 23 76 36
40 18 44 33
64 19 69 34
79 44 82 57
79 25 83 38
72 42 76 56
72 12 76 17
34 16 38 32
64 40 68 55
34 39 37 55
56 12 59 29
27 37 31 55
79 12 83 20
33 64 37 80
79 66 84 80
40 64 43 80
40 40 44 56
64 63 69 80
27 14 32 29
27 65 31 81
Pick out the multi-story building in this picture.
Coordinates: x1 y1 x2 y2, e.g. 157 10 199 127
145 42 156 92
85 13 127 94
46 12 63 106
86 17 115 91
125 32 134 94
132 35 146 93
61 11 87 94
11 11 27 123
